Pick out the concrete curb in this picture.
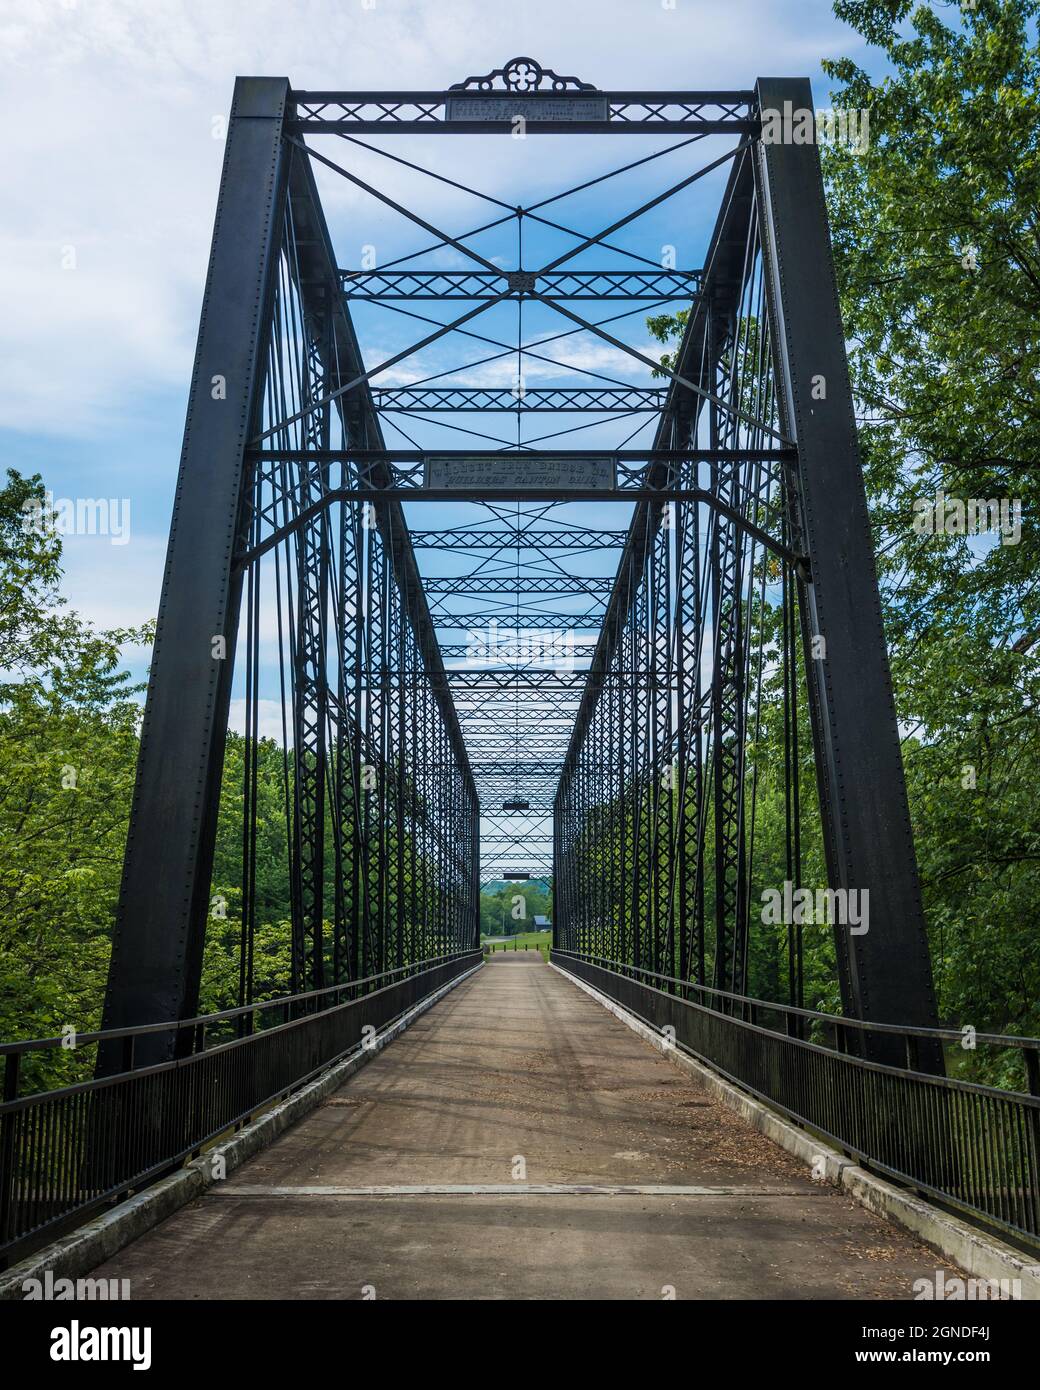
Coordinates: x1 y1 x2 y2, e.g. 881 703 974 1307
550 961 1040 1300
0 960 483 1300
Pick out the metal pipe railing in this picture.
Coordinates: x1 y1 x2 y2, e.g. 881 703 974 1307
553 950 1040 1066
0 951 481 1267
552 950 1040 1250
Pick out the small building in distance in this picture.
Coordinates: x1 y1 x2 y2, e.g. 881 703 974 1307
532 915 551 931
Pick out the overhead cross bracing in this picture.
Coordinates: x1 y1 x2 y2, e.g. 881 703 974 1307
275 81 762 890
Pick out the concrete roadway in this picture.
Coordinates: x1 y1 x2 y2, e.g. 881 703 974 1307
91 955 950 1300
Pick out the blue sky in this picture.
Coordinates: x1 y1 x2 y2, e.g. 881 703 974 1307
0 0 892 659
2 0 913 884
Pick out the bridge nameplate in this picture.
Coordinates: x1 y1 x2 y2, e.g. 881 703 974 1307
425 456 616 491
445 95 609 123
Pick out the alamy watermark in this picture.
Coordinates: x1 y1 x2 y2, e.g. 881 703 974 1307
23 1271 129 1300
761 880 869 935
21 491 131 546
466 620 576 671
912 490 1022 547
49 1320 151 1370
760 101 870 153
913 1269 1020 1301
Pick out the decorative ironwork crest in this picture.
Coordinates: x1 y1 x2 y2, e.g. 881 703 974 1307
450 57 597 93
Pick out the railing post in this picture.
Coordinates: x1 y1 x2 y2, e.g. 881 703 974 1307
0 1054 20 1251
1025 1049 1040 1098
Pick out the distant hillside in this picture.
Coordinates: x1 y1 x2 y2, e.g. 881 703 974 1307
482 877 551 893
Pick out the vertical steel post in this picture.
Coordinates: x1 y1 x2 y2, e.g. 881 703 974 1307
99 78 292 1068
754 77 942 1068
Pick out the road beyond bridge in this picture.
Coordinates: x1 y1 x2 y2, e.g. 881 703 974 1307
88 956 950 1300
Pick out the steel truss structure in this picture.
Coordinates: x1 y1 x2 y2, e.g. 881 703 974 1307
100 61 941 1073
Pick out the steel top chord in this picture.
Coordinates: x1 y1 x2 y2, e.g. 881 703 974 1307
290 57 756 134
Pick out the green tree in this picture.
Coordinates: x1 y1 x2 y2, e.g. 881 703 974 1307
0 471 149 1086
641 1 1040 1061
823 0 1040 1051
480 881 551 936
200 733 295 1014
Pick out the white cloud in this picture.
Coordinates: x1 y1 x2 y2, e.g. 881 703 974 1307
58 529 167 630
2 0 862 652
376 336 661 390
1 0 857 437
227 697 290 744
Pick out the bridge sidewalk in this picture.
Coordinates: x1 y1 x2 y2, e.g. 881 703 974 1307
91 956 951 1299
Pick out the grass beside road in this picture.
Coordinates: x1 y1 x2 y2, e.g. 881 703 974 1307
482 931 552 961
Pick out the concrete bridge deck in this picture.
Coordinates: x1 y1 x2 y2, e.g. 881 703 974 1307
92 956 948 1299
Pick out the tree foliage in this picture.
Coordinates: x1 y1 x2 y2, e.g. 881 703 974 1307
823 0 1040 1045
642 2 1040 1061
0 472 148 1086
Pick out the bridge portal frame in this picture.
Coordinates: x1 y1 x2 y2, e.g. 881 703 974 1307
100 63 940 1074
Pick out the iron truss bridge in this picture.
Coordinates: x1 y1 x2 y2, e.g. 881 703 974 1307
2 58 1036 1275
